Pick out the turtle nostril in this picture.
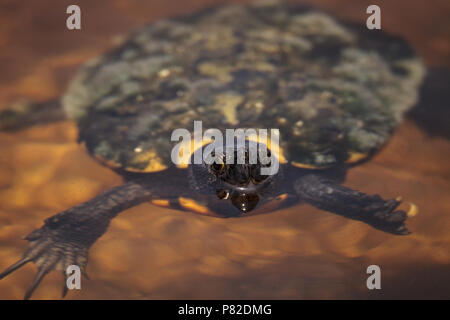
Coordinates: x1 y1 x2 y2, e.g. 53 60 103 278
230 192 259 213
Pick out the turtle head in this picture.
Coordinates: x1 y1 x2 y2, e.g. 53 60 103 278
189 141 281 215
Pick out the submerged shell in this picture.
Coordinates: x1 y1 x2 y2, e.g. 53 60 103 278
62 1 425 172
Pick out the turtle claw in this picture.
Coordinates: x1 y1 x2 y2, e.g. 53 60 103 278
24 267 52 300
62 272 69 298
365 197 411 235
295 175 413 235
0 225 90 300
0 257 31 280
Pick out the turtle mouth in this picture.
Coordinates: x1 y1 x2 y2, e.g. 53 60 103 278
216 184 261 213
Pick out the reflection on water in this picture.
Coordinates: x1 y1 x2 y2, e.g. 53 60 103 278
0 0 449 300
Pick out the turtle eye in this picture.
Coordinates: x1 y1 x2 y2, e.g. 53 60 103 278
251 174 267 184
250 171 268 184
250 164 268 184
211 162 225 173
216 189 230 200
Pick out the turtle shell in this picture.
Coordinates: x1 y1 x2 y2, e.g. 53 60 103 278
61 1 425 172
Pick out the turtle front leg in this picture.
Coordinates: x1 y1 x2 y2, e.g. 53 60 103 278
294 174 413 235
0 180 155 299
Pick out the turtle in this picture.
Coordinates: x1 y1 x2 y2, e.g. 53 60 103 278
0 0 425 299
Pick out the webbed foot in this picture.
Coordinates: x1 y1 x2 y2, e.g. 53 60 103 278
295 174 413 235
0 181 156 299
0 223 90 299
